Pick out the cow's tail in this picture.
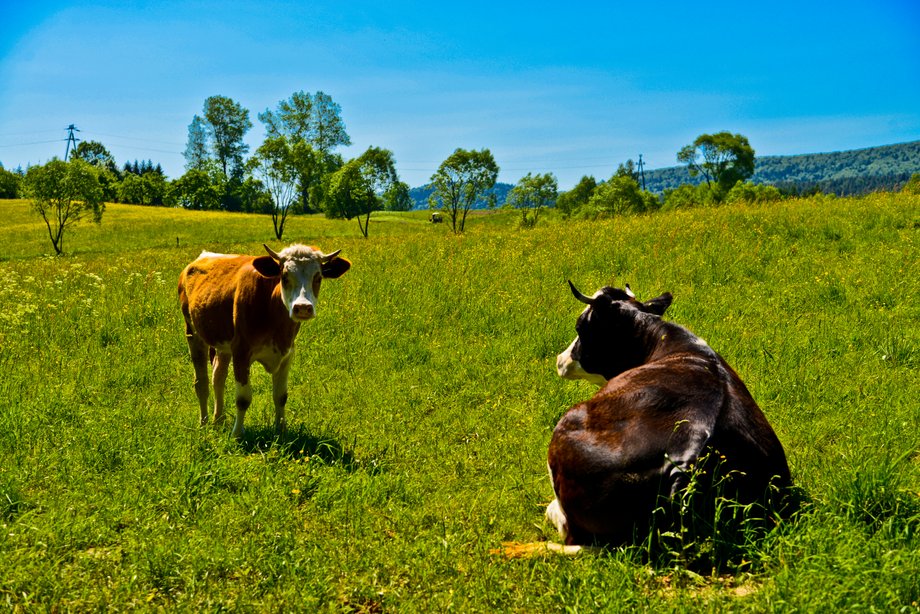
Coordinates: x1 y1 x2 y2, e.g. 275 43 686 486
489 542 588 559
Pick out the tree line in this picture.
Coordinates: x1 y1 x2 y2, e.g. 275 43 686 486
5 103 919 254
5 91 512 251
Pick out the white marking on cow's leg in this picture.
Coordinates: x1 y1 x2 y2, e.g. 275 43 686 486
231 358 252 440
545 499 570 541
186 335 210 426
545 463 570 541
231 380 252 440
211 352 231 426
272 353 293 437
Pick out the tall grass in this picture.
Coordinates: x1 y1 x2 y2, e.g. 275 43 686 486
0 194 918 610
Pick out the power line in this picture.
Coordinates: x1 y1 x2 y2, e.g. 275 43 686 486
0 129 66 138
0 139 66 148
87 131 185 147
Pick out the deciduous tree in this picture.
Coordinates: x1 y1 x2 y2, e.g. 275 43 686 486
383 181 413 211
202 95 252 180
259 91 351 212
249 136 299 239
429 148 499 233
506 172 557 228
70 141 118 174
325 147 398 237
24 158 104 255
0 165 21 198
171 166 223 210
555 175 596 218
184 115 210 171
586 175 658 216
677 132 755 195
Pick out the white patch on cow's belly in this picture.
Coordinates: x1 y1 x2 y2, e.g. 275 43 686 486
253 344 291 374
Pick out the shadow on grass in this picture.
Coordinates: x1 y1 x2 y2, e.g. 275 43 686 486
238 424 387 475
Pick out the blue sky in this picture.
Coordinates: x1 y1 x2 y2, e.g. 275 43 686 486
1 0 918 189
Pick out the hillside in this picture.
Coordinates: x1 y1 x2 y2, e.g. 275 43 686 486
642 140 920 196
410 141 920 207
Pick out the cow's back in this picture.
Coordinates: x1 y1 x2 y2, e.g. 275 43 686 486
709 357 792 495
178 254 254 347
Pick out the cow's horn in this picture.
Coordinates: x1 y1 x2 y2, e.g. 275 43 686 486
263 244 284 262
624 283 636 299
321 249 341 263
568 280 594 305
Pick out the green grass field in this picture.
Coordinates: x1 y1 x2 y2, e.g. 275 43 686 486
1 195 918 611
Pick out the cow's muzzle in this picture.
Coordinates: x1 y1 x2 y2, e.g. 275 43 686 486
291 302 315 321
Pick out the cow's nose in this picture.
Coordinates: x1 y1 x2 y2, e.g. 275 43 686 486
292 302 315 320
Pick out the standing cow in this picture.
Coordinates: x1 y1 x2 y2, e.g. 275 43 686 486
178 244 350 438
548 281 791 546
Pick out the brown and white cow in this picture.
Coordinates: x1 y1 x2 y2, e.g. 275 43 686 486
178 244 350 439
547 281 791 546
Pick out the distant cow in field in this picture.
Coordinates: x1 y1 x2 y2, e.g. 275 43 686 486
178 244 350 439
547 281 791 546
430 212 443 223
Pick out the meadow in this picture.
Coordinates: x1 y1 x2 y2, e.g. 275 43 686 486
0 194 918 611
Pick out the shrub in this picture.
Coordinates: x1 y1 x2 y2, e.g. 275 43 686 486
583 176 659 217
661 183 716 210
725 181 783 204
0 166 21 199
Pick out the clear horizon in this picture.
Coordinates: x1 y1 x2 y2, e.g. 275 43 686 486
2 1 919 190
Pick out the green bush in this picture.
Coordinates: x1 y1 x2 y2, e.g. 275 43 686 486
902 172 920 195
725 181 783 204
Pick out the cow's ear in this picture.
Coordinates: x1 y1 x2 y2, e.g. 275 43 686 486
252 255 282 278
643 292 673 316
322 257 351 279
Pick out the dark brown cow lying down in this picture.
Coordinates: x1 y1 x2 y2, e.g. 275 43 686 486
548 282 791 546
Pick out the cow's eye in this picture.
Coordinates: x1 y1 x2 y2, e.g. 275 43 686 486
281 272 291 287
312 274 321 292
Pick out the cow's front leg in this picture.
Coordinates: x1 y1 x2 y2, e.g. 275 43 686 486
271 352 294 437
231 355 252 440
211 351 231 426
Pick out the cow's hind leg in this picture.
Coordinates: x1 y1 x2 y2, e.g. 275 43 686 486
271 353 293 437
545 463 570 541
230 355 252 440
545 498 569 541
186 334 210 426
211 351 231 427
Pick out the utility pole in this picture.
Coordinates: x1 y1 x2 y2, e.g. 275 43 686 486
637 154 646 191
64 124 80 160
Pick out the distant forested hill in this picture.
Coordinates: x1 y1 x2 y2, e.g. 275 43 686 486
409 141 920 207
409 182 512 210
642 140 920 196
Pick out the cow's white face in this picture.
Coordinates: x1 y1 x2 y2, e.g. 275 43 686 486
254 244 350 323
279 257 323 322
260 244 351 322
556 336 607 386
556 291 608 386
556 282 674 386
